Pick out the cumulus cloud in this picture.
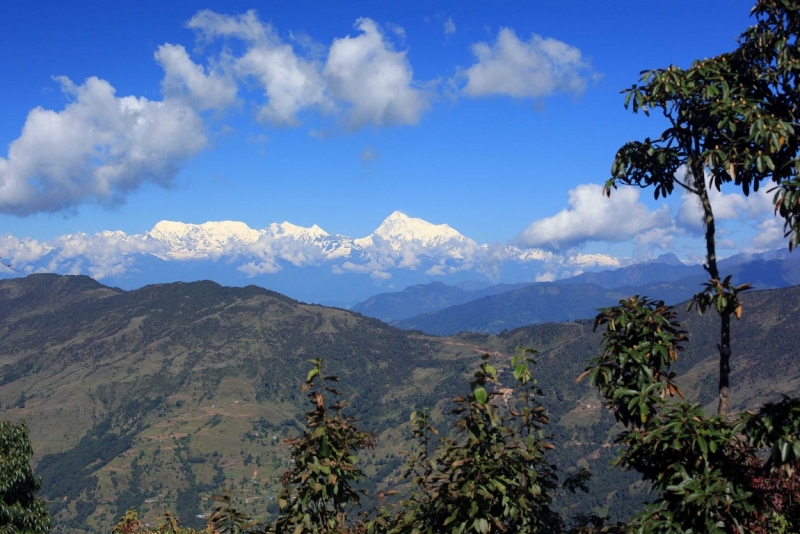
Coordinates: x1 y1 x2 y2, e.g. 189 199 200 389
22 231 160 279
514 184 671 250
324 18 430 128
0 236 51 268
187 12 429 128
233 234 327 276
0 76 207 216
462 28 596 99
634 226 677 252
53 232 159 279
747 218 785 253
155 43 238 111
677 186 774 230
188 9 330 126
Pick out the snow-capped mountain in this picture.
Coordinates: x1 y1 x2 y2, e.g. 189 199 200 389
143 220 338 261
145 220 261 260
354 211 471 254
0 211 627 304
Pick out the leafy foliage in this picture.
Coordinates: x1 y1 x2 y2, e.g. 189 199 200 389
582 297 686 428
582 296 800 533
0 420 50 534
209 490 261 533
608 0 800 239
112 508 211 534
273 359 375 534
743 396 800 475
383 350 585 534
686 276 751 321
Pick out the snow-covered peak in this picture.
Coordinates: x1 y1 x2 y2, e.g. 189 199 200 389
146 220 261 259
355 211 467 250
149 220 260 242
265 222 329 240
568 253 621 268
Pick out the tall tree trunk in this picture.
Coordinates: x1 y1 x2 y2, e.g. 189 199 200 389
692 164 732 417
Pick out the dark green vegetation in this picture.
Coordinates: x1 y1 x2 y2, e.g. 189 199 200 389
578 297 800 532
0 420 50 533
390 256 800 335
2 273 800 532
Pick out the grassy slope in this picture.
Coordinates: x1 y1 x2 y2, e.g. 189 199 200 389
1 275 798 532
0 275 473 531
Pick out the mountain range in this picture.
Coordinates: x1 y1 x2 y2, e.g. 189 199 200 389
1 211 626 306
350 251 800 334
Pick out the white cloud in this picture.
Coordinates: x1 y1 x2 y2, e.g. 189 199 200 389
187 12 429 128
323 18 430 128
45 231 159 279
634 227 676 252
229 228 331 276
677 186 774 230
188 9 330 127
747 218 785 253
187 9 269 44
387 23 407 41
0 236 51 266
0 76 206 216
463 28 595 99
514 184 671 250
371 270 392 280
443 18 456 36
155 43 238 111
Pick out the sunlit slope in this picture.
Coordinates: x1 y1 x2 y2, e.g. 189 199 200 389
0 275 471 532
1 275 798 532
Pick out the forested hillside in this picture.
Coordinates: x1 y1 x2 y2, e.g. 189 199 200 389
1 274 799 532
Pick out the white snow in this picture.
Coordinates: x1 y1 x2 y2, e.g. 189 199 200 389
146 220 261 259
2 211 634 280
354 211 469 252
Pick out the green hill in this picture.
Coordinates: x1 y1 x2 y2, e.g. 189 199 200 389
1 274 798 532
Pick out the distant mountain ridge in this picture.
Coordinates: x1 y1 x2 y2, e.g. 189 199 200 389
384 254 800 335
350 281 533 322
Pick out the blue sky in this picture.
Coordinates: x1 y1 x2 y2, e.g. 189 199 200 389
1 0 776 264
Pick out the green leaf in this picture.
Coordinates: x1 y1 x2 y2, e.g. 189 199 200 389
306 367 319 383
474 387 488 404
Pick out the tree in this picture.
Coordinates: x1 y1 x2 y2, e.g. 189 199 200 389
0 420 50 534
273 359 375 534
383 351 588 534
208 490 260 534
592 1 800 529
112 508 215 533
606 0 800 416
580 297 800 532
